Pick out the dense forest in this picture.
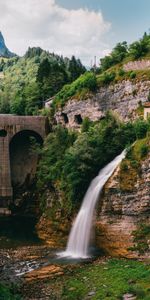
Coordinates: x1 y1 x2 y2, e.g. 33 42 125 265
0 47 86 115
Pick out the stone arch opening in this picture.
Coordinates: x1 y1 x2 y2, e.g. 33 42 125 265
61 113 69 124
9 130 43 190
0 129 7 137
74 114 83 125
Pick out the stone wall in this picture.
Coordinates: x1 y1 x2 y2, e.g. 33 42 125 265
55 79 150 129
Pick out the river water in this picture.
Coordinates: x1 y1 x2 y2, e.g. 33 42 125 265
0 216 49 281
0 216 42 249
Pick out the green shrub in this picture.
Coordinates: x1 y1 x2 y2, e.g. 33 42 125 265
130 159 139 169
81 117 92 132
120 161 128 172
134 119 148 139
97 71 116 85
118 68 125 76
140 144 149 158
130 71 136 79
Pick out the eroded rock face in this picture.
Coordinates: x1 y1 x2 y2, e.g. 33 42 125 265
124 59 150 71
96 152 150 258
55 80 150 129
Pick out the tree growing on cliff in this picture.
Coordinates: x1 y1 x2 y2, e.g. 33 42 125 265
129 32 150 59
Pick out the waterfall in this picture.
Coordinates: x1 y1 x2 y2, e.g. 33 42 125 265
59 150 126 259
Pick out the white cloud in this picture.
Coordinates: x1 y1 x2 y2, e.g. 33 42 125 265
0 0 111 65
102 49 112 57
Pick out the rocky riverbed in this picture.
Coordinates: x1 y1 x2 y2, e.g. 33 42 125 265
1 243 150 300
0 244 94 299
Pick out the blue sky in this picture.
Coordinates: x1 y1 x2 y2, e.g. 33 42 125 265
58 0 150 46
0 0 150 65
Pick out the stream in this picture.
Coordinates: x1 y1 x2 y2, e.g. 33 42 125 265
0 216 53 283
0 216 104 299
0 216 95 284
0 216 42 249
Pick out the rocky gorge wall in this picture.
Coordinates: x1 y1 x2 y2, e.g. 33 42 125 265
55 79 150 129
39 77 150 257
36 141 150 258
96 144 150 258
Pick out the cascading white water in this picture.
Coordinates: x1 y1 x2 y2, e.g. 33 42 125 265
59 150 126 259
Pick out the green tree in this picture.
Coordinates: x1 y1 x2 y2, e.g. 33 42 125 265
68 56 86 82
129 33 150 59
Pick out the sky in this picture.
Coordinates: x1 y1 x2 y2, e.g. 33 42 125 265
0 0 150 65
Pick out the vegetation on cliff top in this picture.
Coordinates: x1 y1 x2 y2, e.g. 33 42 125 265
51 72 97 112
100 31 150 72
120 126 150 193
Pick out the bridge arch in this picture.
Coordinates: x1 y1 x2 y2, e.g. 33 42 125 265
0 115 48 214
9 129 43 190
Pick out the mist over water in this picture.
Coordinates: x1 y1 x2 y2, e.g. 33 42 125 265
59 150 126 259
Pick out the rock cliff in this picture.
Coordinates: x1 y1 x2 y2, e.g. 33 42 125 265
96 141 150 258
124 59 150 71
55 79 150 128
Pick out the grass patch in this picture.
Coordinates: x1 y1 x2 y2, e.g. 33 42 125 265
53 259 150 300
0 282 21 300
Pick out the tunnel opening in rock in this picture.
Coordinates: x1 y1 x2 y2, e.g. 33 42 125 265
9 130 43 213
74 114 83 124
62 113 69 124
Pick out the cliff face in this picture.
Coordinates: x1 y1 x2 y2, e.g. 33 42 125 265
55 79 150 128
36 140 150 257
124 59 150 71
96 144 150 258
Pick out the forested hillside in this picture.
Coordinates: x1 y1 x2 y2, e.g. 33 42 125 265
0 32 150 117
0 47 86 115
47 31 150 116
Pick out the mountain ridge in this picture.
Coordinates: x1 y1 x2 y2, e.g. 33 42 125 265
0 31 16 58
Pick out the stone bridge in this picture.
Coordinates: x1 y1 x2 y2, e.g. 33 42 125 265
0 115 49 214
